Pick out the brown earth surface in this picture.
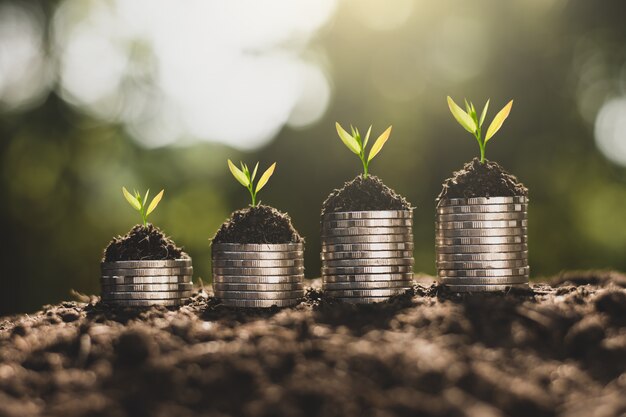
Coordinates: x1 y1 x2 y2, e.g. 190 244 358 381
1 271 625 417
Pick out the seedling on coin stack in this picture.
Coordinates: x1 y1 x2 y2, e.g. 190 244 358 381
436 97 529 292
210 161 305 308
319 122 415 304
99 187 194 308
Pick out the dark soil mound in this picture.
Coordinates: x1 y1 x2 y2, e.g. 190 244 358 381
0 271 625 417
212 205 302 244
438 158 528 200
322 175 412 215
103 224 184 262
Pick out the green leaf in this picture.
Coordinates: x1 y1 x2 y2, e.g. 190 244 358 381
479 99 490 127
363 125 372 148
143 189 150 207
368 126 392 162
251 162 259 181
122 187 142 211
464 99 471 114
255 162 276 193
485 100 513 142
146 189 164 216
447 96 477 133
336 122 361 155
228 159 250 187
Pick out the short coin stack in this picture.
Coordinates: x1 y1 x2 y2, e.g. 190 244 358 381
100 257 194 307
436 196 529 291
321 210 414 304
211 243 304 308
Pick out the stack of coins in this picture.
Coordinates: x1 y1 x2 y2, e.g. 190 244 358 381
436 196 529 292
321 210 414 304
100 257 194 307
211 243 304 308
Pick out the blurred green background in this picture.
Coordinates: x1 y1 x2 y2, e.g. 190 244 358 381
1 0 626 314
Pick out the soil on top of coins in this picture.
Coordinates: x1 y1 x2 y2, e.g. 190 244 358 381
322 175 412 215
438 158 529 200
212 205 303 244
1 270 625 417
103 224 184 262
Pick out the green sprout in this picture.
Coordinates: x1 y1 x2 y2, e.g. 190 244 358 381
122 187 164 227
335 122 392 178
447 96 514 163
227 160 276 206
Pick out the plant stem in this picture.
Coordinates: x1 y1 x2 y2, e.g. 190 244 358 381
248 185 256 206
361 156 369 178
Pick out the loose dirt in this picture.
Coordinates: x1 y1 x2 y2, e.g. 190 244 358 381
212 205 303 244
322 175 412 215
103 224 184 262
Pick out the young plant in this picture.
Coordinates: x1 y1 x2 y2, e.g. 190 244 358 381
335 122 392 178
122 187 164 227
447 96 513 163
227 160 276 206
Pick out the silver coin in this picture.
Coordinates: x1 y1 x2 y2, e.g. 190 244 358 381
213 282 303 291
331 297 395 304
321 250 413 260
210 251 303 260
436 251 528 262
322 210 412 220
219 298 300 308
212 266 304 276
100 267 194 276
437 220 527 230
437 203 527 215
213 274 303 284
211 259 304 268
323 257 414 267
436 228 526 238
322 265 412 275
437 196 528 206
322 280 413 290
436 236 526 246
438 267 529 277
100 258 191 269
444 283 530 292
437 212 527 222
101 275 192 284
101 283 193 292
436 259 528 269
322 226 412 237
322 219 412 228
435 243 528 253
214 289 303 300
103 299 183 307
101 290 192 300
322 273 414 283
439 276 529 285
211 243 304 252
322 242 414 252
322 234 413 244
324 288 410 297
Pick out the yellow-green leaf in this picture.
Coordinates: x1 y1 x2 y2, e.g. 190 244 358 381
335 122 361 155
122 187 141 211
251 162 259 181
255 162 276 193
479 99 490 127
447 96 477 133
228 159 250 188
485 100 513 142
146 189 164 216
368 126 392 162
363 125 372 148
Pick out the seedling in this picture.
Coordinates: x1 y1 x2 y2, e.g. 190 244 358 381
335 123 392 178
447 97 513 163
228 160 276 206
122 187 164 227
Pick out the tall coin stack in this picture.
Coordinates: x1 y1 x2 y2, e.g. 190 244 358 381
321 210 414 304
212 243 305 308
436 196 529 291
101 257 194 307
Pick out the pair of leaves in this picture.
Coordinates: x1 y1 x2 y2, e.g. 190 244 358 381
335 123 392 162
228 160 276 193
447 96 513 143
122 187 164 215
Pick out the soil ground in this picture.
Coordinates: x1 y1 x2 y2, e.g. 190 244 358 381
322 175 412 214
213 205 303 244
1 271 625 417
438 158 529 200
104 224 184 262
